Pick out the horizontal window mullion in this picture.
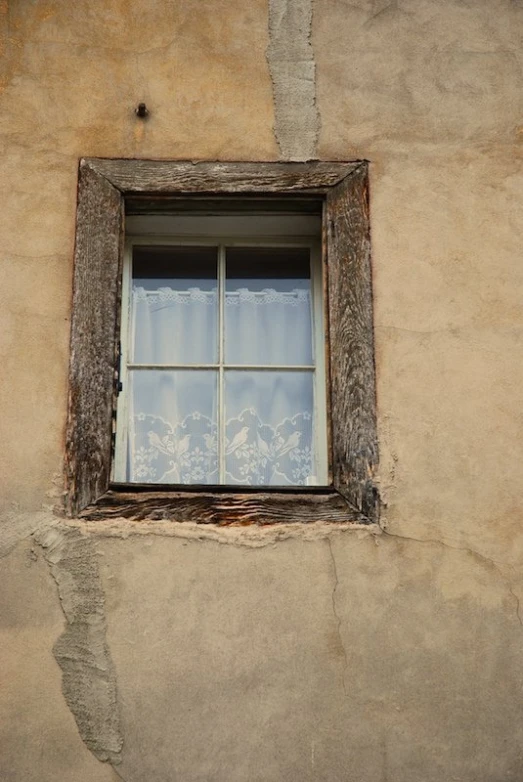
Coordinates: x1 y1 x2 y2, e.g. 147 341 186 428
127 363 316 371
224 364 315 371
128 363 219 370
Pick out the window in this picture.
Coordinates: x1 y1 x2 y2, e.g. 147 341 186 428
115 215 328 487
65 160 379 525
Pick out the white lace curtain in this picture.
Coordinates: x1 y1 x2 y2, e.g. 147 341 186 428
127 285 316 485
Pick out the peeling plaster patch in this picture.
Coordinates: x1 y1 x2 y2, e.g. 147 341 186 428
35 526 123 765
64 518 381 547
267 0 320 160
0 508 56 559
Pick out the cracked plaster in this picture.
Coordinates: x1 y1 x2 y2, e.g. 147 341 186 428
2 507 523 780
327 539 349 697
96 532 523 781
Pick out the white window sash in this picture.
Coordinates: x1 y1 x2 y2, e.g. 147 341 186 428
114 222 327 486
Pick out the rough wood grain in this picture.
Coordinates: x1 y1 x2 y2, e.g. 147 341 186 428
326 163 379 520
79 489 370 524
86 159 360 194
321 200 334 486
65 165 124 515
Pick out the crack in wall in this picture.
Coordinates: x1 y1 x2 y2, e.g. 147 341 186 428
34 525 123 766
328 538 349 697
111 766 128 782
508 584 523 628
266 0 320 160
382 528 523 631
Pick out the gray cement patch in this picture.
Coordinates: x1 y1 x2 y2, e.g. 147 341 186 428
35 526 123 765
267 0 320 160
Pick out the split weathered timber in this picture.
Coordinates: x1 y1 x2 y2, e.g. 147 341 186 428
326 163 379 520
64 165 124 515
80 489 371 524
321 199 334 486
85 159 360 194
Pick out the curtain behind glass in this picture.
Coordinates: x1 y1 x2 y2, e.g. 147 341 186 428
132 245 217 365
127 244 316 485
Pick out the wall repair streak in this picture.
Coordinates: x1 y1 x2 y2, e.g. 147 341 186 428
267 0 320 160
35 526 123 766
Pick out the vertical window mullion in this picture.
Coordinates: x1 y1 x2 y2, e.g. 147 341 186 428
218 244 226 483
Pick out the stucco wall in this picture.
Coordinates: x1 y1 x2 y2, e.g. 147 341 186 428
1 1 523 780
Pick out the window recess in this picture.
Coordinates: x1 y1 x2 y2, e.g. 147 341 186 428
65 160 379 525
115 224 328 489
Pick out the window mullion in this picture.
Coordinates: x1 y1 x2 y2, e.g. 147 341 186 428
218 244 226 484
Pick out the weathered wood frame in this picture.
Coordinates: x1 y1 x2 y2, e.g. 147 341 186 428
65 159 379 525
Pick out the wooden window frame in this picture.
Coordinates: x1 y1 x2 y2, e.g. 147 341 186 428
65 158 379 525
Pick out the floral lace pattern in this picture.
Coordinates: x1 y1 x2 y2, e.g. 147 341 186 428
133 286 309 307
133 286 216 305
225 288 309 307
131 408 313 485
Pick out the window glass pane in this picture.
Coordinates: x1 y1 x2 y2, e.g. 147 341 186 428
225 247 313 366
132 246 218 365
127 369 218 484
224 371 315 486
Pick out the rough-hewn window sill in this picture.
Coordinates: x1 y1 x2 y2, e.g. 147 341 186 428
77 484 374 524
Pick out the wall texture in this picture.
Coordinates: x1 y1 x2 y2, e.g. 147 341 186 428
1 1 523 780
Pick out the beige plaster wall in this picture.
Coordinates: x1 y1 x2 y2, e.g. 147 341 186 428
1 1 523 780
